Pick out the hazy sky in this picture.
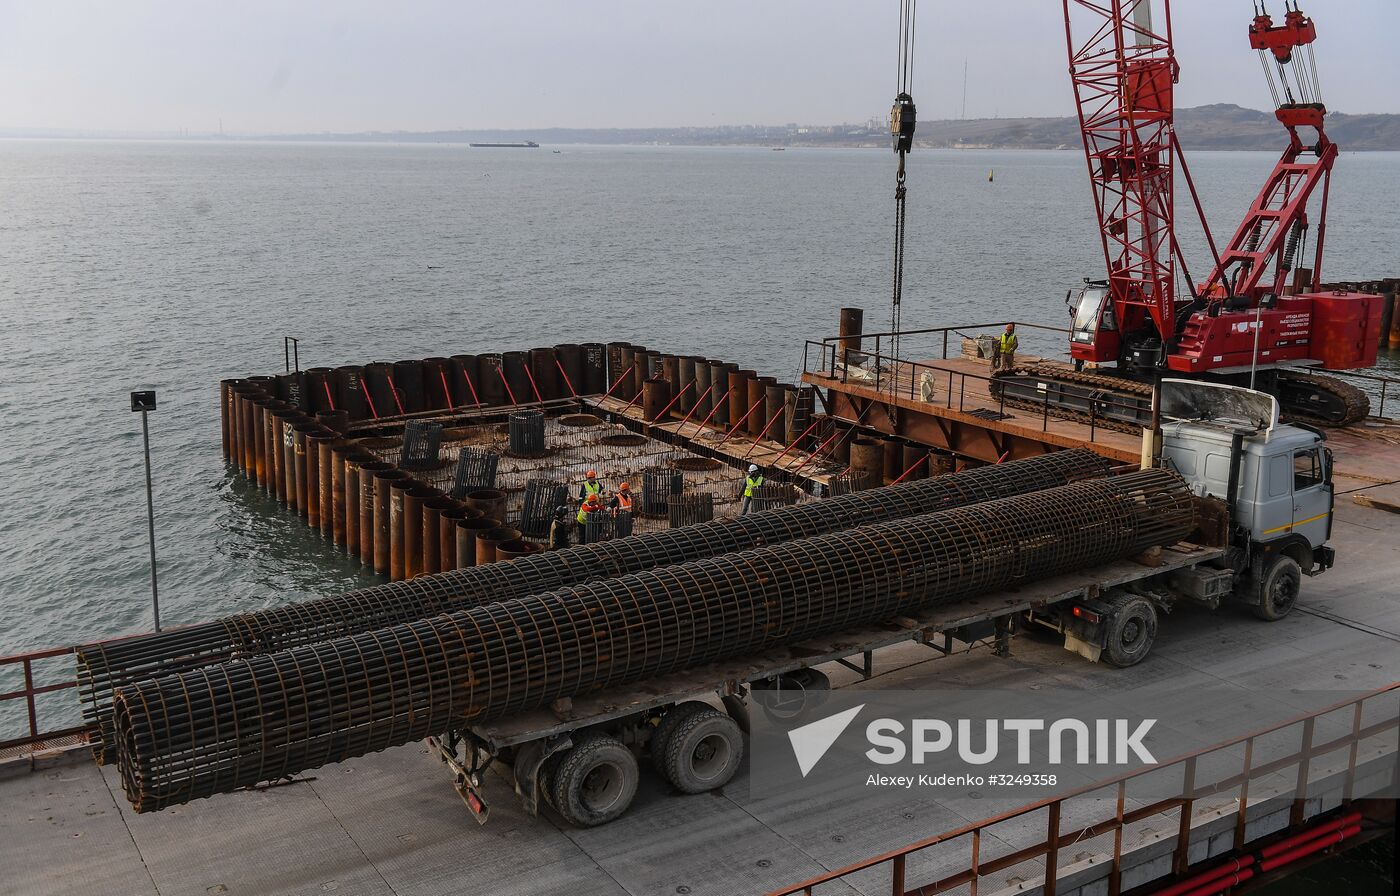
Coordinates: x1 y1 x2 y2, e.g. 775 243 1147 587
1 1 1396 134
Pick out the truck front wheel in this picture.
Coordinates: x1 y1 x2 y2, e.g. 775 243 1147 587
1102 593 1157 668
550 734 639 827
1252 555 1301 621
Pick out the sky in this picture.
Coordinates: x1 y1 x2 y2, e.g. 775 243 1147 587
0 1 1396 135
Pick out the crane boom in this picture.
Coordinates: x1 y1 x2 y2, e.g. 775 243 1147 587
1039 0 1384 426
1062 0 1178 369
1200 4 1334 304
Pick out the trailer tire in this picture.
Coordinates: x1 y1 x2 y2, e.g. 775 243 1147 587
1102 593 1157 668
660 708 744 794
1252 555 1301 621
650 701 714 774
549 734 639 827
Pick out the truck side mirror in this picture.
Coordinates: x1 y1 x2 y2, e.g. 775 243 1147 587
1324 447 1334 485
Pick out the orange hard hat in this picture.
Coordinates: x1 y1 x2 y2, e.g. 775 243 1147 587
585 494 601 506
586 470 597 479
618 482 630 491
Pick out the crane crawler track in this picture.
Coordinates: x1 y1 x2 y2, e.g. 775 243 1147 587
1276 372 1370 427
988 364 1153 434
988 364 1370 432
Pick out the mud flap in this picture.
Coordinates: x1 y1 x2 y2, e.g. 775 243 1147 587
1064 631 1103 664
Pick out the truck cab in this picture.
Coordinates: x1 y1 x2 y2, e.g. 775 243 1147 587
1158 379 1335 618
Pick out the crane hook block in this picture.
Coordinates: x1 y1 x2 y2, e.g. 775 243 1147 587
891 93 916 154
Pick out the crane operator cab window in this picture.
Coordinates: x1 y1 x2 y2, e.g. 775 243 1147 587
1070 286 1115 345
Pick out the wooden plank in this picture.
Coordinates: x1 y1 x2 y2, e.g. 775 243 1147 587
1353 493 1400 515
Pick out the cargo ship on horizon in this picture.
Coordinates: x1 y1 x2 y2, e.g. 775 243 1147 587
468 140 539 148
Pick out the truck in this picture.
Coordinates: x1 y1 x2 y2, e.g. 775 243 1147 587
429 380 1334 827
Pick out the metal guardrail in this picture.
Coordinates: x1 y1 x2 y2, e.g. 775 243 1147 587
768 682 1400 896
809 320 1400 425
803 330 1149 443
0 645 86 763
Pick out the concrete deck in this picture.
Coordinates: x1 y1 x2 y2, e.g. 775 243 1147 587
3 497 1398 896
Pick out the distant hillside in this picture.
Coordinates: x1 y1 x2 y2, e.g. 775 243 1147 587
263 105 1400 151
917 104 1400 151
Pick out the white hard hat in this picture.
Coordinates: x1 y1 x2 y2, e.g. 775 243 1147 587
748 464 759 473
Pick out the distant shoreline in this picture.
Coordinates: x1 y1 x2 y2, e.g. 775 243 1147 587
5 103 1400 151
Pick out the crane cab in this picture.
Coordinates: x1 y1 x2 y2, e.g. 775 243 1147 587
1066 283 1119 366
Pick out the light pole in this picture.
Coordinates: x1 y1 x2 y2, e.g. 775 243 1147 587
130 390 161 632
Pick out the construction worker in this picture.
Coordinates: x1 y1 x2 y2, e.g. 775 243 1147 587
609 481 634 514
993 323 1018 372
580 470 604 503
576 493 602 544
741 464 764 515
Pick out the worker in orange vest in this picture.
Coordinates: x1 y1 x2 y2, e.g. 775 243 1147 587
576 493 603 545
609 481 634 515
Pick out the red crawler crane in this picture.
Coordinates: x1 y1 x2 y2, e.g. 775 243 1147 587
1055 0 1382 425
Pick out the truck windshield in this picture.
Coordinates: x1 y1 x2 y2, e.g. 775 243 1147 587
1071 288 1111 344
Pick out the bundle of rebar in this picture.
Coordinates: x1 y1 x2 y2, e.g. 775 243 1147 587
518 479 567 537
76 449 1109 762
507 409 546 457
113 469 1192 811
668 493 715 528
829 470 874 496
450 447 499 499
398 421 443 471
641 466 684 515
584 509 633 543
749 483 798 511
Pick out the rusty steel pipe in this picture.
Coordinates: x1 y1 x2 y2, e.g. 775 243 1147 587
455 517 496 569
421 497 454 576
386 477 414 580
357 461 393 563
111 470 1192 810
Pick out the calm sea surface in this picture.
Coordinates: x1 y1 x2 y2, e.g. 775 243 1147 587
1 141 1397 655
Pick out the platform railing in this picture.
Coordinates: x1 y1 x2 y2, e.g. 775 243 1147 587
809 320 1400 424
768 682 1400 896
803 336 1151 441
1322 368 1400 421
0 645 86 764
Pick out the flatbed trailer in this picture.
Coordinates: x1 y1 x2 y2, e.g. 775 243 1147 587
429 541 1227 826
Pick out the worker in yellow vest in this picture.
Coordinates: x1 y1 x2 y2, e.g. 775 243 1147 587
576 493 602 544
993 323 1018 372
741 464 763 515
609 481 634 515
580 470 604 502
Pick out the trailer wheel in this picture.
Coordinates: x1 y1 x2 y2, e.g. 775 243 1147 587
660 708 744 794
650 701 714 774
1102 593 1157 668
1252 555 1301 621
550 734 639 827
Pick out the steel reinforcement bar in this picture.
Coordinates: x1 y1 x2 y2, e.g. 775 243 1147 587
112 469 1192 812
77 449 1110 763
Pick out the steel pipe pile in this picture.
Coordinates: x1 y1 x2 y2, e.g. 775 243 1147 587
113 469 1192 811
76 450 1109 762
